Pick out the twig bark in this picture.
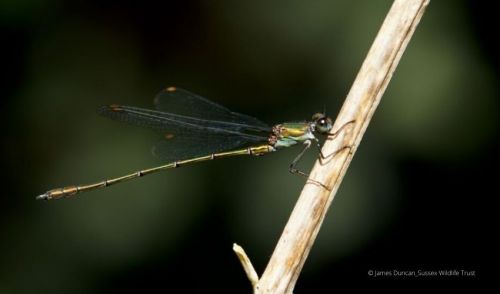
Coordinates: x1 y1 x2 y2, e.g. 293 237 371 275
233 243 259 287
249 0 430 293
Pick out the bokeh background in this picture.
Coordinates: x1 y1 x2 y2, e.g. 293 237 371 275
1 0 494 292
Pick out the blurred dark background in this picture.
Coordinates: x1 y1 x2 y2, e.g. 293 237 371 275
1 0 494 292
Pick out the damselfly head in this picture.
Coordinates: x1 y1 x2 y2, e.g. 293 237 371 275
311 113 333 134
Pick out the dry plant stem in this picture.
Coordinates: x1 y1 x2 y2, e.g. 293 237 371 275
252 0 430 293
233 243 259 287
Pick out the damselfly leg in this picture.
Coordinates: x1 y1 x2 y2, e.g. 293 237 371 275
288 120 356 190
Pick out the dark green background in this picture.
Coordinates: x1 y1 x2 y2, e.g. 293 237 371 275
1 0 493 292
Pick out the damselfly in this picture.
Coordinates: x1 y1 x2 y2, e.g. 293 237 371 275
37 87 351 200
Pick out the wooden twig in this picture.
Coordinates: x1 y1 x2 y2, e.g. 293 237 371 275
251 0 430 293
233 243 259 287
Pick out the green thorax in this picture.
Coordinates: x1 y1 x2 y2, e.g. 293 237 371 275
272 122 315 149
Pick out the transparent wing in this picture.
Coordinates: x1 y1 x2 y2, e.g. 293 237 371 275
98 105 270 138
98 104 270 161
152 132 261 162
154 87 269 130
